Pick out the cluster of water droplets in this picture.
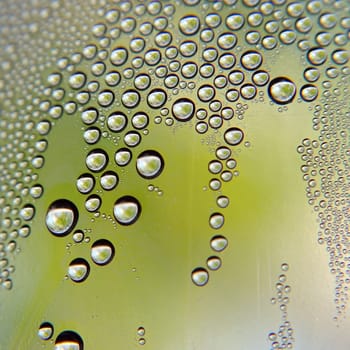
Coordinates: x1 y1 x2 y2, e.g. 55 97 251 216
137 326 146 346
268 263 294 350
297 69 349 319
38 322 83 350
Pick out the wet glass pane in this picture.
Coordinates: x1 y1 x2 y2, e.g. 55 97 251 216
0 0 349 349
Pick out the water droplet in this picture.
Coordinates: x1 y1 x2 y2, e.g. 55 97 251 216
19 204 35 221
209 178 222 191
241 51 262 70
240 84 257 100
46 199 78 237
217 196 230 208
171 98 195 122
245 31 260 45
91 239 115 266
147 89 167 108
307 47 327 66
303 67 320 82
86 149 108 172
268 77 296 105
105 71 121 86
98 90 115 107
226 13 245 30
295 16 313 33
83 127 101 144
207 256 222 271
136 150 164 179
124 131 141 147
121 90 140 108
209 160 223 174
209 213 225 229
252 70 270 86
55 330 83 350
179 41 197 57
107 112 127 132
110 47 128 66
115 148 132 167
113 196 141 225
38 322 54 341
76 174 95 194
181 62 198 79
68 72 86 89
100 171 118 191
319 12 337 29
280 263 289 273
68 258 90 283
229 70 245 85
179 15 200 35
198 85 215 102
73 230 84 243
332 49 349 65
137 327 145 336
217 32 237 50
279 29 296 45
210 235 228 252
191 267 209 286
81 108 98 125
132 113 149 129
300 84 318 102
85 195 101 212
224 127 244 146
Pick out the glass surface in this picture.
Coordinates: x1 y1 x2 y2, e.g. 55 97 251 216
0 0 349 349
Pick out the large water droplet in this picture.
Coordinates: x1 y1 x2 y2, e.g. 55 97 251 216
224 127 244 146
113 196 141 225
268 77 296 105
136 150 164 179
46 199 78 237
91 239 115 266
54 330 84 350
191 268 209 286
68 258 90 283
172 98 195 121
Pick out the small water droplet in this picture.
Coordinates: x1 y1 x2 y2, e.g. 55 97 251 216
210 235 228 252
38 322 54 341
68 258 90 283
207 256 222 271
91 239 115 266
191 267 209 286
